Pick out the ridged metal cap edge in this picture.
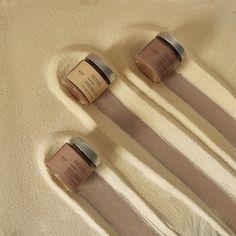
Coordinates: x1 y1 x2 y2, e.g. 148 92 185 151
70 137 101 167
157 32 185 60
86 53 115 83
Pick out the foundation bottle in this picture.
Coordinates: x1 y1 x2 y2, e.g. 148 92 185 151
62 53 115 104
45 137 100 192
134 32 185 82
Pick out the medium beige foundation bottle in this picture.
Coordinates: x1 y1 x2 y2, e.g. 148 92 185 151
134 32 185 82
45 137 100 192
62 53 115 105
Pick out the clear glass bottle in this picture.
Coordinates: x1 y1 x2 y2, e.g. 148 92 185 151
45 137 101 192
62 53 115 105
134 32 185 82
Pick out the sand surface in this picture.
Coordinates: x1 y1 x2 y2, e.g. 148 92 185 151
1 0 236 235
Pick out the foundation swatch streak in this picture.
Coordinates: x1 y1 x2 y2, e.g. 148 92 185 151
78 173 159 236
164 74 236 147
94 91 236 231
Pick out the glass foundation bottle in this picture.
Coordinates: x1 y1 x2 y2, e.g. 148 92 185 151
134 32 185 82
45 137 100 192
62 53 115 105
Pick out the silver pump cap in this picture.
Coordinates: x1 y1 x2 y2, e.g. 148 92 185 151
157 32 185 61
70 137 101 167
86 53 115 83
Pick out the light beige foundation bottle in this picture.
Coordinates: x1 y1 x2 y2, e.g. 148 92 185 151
45 137 100 192
134 32 185 82
62 53 115 105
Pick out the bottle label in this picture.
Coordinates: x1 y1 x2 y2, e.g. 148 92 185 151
66 60 108 103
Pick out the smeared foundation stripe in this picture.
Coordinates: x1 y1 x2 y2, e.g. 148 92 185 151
164 74 236 147
95 91 236 231
79 173 159 236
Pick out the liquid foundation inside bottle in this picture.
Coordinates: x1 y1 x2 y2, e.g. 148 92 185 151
134 32 185 82
62 53 115 105
45 137 100 192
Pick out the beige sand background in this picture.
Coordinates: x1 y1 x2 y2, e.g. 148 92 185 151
1 0 236 235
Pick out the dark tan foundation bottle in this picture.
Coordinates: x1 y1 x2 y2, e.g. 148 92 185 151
45 137 100 192
134 32 185 82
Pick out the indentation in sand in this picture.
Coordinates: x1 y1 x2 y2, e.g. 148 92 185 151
36 132 178 236
105 28 236 175
44 47 234 235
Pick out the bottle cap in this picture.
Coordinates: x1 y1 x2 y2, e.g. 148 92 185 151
157 32 185 61
70 137 101 167
86 53 115 83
